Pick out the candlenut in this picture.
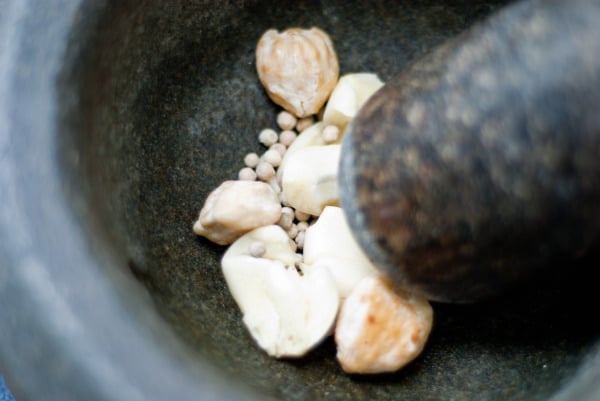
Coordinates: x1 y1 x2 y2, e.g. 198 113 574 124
256 27 339 118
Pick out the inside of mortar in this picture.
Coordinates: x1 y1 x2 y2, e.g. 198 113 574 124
60 1 600 400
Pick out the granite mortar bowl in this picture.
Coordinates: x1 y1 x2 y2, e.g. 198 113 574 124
1 1 600 400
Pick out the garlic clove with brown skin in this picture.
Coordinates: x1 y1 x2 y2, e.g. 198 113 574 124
221 225 339 358
256 27 339 118
335 275 433 374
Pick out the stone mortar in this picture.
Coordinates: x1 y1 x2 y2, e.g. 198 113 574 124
1 1 599 401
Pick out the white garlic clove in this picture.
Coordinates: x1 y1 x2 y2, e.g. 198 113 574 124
281 145 341 216
335 275 433 374
222 225 339 358
303 206 377 298
193 180 282 245
222 226 296 319
323 73 384 132
262 261 339 356
277 122 328 184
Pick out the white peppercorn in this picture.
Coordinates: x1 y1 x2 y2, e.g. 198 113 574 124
277 110 297 131
322 124 340 143
244 152 260 168
278 207 295 230
297 221 309 232
279 130 297 147
262 149 282 167
295 231 305 250
256 161 276 181
259 128 278 147
287 223 299 240
269 143 287 157
238 167 257 181
248 241 266 258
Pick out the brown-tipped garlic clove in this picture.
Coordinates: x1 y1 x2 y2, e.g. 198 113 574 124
335 275 433 374
193 180 282 245
256 27 339 118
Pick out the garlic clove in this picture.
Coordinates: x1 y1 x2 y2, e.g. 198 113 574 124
222 225 339 358
323 73 384 132
335 275 433 374
193 180 282 245
281 122 342 168
281 145 341 216
263 261 339 356
278 122 328 184
222 226 297 353
303 206 377 298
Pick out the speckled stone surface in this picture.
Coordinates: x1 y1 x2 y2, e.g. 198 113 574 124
340 0 600 303
56 0 599 400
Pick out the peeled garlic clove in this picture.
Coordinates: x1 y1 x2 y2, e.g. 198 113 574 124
303 206 377 298
323 73 384 132
222 225 339 358
193 180 282 245
263 262 339 357
277 122 337 184
281 145 341 216
335 275 433 374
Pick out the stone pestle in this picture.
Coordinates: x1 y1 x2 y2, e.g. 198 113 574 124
339 0 600 302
